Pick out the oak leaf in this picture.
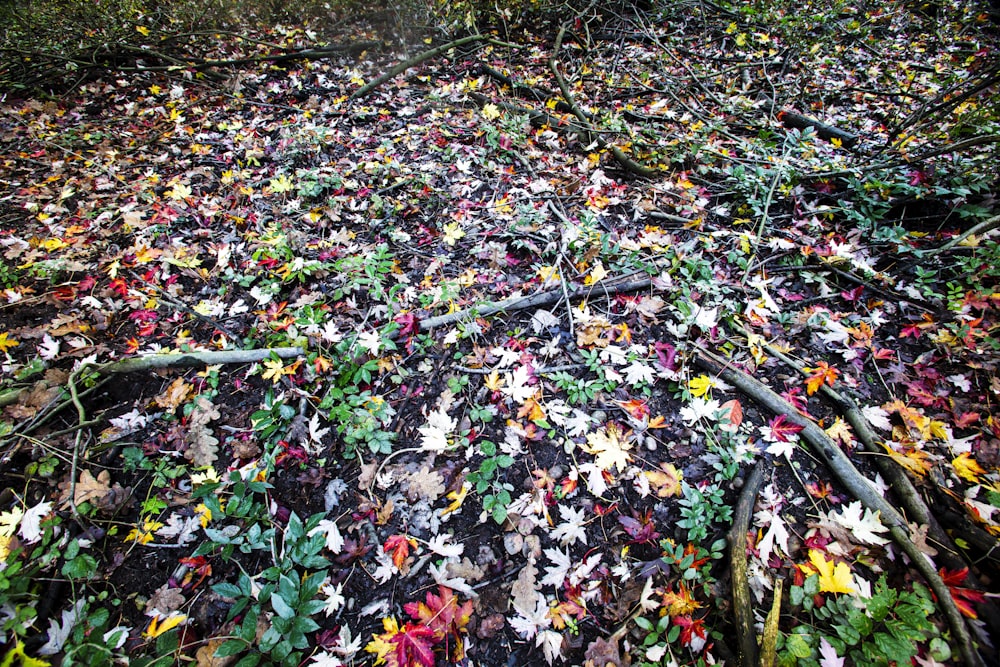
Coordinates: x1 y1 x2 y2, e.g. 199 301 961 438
154 377 193 411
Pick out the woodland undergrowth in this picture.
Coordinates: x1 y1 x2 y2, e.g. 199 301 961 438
1 1 999 666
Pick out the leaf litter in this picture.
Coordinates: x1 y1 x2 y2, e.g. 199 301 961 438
0 1 999 665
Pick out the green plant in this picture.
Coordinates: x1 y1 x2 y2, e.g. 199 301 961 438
466 439 515 524
677 482 732 542
778 575 944 667
212 512 329 667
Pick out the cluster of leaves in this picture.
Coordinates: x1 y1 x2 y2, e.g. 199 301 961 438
1 0 999 665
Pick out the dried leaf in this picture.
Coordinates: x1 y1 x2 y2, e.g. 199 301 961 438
154 377 193 411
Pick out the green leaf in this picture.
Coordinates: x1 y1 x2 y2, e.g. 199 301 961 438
271 592 295 620
234 654 261 667
156 629 180 655
785 633 813 659
215 639 247 658
213 583 242 599
240 609 259 643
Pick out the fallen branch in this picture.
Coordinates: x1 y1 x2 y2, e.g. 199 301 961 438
416 277 652 333
350 34 488 100
695 349 984 667
759 578 783 667
778 110 859 147
548 26 659 178
925 213 1000 256
729 459 765 667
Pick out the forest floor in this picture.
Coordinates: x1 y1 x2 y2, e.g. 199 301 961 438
1 2 1000 666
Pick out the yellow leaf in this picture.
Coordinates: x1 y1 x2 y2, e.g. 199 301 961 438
441 482 470 516
481 103 501 120
144 612 187 638
136 25 150 36
166 182 192 201
0 333 20 354
883 443 933 477
824 417 854 445
952 452 986 483
441 221 465 246
583 423 633 472
484 370 504 392
808 549 856 594
0 506 24 538
125 518 164 545
261 358 288 384
269 174 294 194
584 261 608 285
1 640 52 667
537 265 560 283
688 374 716 398
645 463 683 498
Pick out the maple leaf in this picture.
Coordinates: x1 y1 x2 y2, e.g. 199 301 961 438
383 534 417 569
755 510 790 563
819 636 845 667
679 397 720 425
0 331 21 354
551 505 588 546
125 518 165 545
807 549 856 594
688 374 716 398
762 414 805 442
404 585 473 658
661 582 701 616
952 452 986 483
803 361 839 395
645 463 683 498
825 416 854 446
829 501 890 546
673 614 706 646
18 500 52 544
308 519 345 554
939 568 986 618
583 423 633 472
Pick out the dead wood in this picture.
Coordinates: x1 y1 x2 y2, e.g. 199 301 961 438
729 459 765 667
415 277 652 333
778 110 859 147
350 35 489 100
695 349 985 667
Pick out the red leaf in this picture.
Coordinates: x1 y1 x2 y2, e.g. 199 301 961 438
394 311 419 337
384 534 416 569
391 622 438 667
672 615 706 646
803 361 839 395
939 568 986 619
768 414 805 442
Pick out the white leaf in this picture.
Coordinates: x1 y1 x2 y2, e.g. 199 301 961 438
428 561 476 598
38 335 60 360
155 514 201 546
308 412 330 445
38 600 85 655
862 405 892 431
623 360 656 386
509 594 551 640
754 510 790 563
309 519 344 554
503 365 536 403
831 501 890 546
819 636 845 667
309 650 344 666
536 629 564 664
356 330 381 355
577 462 609 497
540 548 572 589
425 534 464 558
18 501 52 544
638 576 659 613
531 309 560 334
765 438 796 460
551 505 588 546
320 582 345 616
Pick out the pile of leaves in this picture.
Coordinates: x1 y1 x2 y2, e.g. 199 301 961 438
1 0 999 665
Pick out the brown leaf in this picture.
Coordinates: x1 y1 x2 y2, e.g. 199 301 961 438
185 424 219 467
406 466 446 502
510 559 539 615
154 377 193 411
195 639 235 667
146 585 185 617
59 469 111 508
584 636 628 667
